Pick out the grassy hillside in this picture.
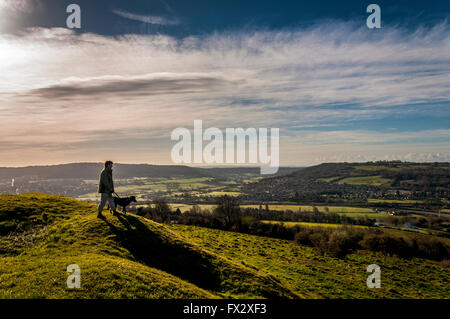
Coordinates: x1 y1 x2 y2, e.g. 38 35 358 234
169 224 450 298
0 194 448 298
244 162 450 202
0 193 296 299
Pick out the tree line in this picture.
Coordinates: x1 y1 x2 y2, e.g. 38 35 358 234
136 195 449 262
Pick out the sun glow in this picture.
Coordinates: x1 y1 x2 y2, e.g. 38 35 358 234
0 38 39 95
0 41 28 67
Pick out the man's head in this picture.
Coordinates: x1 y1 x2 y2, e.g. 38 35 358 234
105 160 113 171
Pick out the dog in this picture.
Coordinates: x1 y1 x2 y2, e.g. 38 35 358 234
108 195 137 214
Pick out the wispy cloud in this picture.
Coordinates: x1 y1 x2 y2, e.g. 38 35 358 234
29 73 242 99
0 21 449 165
285 129 450 146
113 9 180 26
0 0 38 13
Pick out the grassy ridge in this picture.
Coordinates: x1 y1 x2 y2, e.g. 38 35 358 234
169 224 450 298
245 162 450 202
337 175 392 186
0 194 448 298
0 193 296 299
1 253 215 298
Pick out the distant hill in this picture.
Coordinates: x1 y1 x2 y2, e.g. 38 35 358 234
0 163 209 180
243 162 450 202
1 193 448 298
0 163 299 180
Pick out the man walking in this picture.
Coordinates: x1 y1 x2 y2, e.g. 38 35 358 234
97 160 118 218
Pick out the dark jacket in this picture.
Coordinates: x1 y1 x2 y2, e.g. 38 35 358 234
98 169 114 194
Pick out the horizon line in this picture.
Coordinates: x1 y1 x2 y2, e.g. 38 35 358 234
0 160 449 169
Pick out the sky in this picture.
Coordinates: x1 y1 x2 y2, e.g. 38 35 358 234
0 0 449 167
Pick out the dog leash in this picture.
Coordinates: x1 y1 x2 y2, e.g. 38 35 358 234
113 192 122 199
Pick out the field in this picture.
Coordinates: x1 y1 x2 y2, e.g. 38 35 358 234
169 224 449 298
337 175 392 186
169 203 385 217
76 177 245 202
246 162 450 205
317 176 341 183
1 193 448 298
356 165 404 171
260 220 368 229
260 220 450 240
159 177 214 184
368 199 424 204
0 194 292 298
204 191 243 197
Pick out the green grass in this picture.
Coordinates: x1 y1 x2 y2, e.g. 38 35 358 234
317 176 341 183
0 193 296 299
76 177 221 201
115 184 168 192
1 193 448 299
220 181 238 185
1 253 214 298
260 220 368 229
259 221 450 244
335 212 389 218
205 191 243 197
338 176 392 186
368 199 424 204
159 177 214 184
380 227 450 245
243 177 264 183
355 165 403 171
169 224 450 298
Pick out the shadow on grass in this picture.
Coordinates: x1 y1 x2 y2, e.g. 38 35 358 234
102 213 223 291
